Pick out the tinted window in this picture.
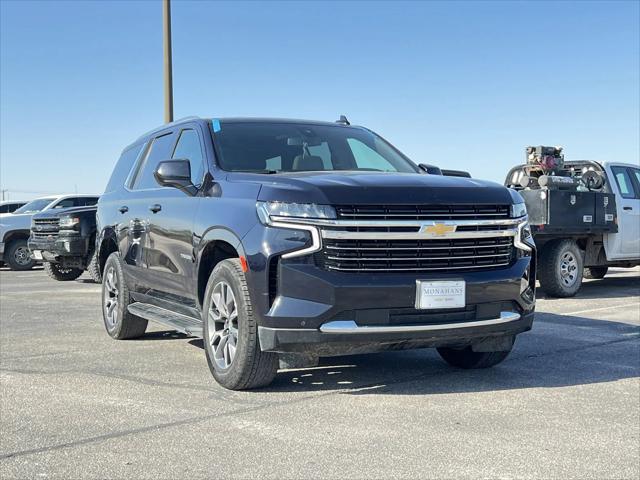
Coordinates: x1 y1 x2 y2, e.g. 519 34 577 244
632 168 640 189
612 167 637 199
213 122 418 173
172 129 205 186
75 197 99 207
132 133 175 190
0 205 8 213
104 143 144 193
52 198 76 209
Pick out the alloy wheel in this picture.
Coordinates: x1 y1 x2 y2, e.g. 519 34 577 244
208 281 239 370
103 266 119 328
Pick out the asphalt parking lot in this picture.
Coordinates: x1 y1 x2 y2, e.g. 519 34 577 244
1 267 639 479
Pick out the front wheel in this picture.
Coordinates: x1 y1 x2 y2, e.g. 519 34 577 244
44 262 83 281
437 346 512 369
5 239 36 271
538 239 584 297
203 259 278 390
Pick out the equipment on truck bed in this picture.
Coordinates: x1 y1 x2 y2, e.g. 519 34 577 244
504 148 640 298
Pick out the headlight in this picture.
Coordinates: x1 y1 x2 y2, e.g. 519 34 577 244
59 216 80 229
256 202 331 259
514 220 534 252
511 202 527 218
256 202 336 225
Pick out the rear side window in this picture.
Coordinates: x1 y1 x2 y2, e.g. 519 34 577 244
612 167 638 199
131 133 175 190
52 198 76 209
76 197 99 207
104 144 144 193
172 129 205 186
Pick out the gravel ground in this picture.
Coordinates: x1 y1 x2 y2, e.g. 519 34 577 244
1 266 638 479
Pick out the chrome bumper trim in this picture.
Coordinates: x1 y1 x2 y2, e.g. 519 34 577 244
319 311 521 334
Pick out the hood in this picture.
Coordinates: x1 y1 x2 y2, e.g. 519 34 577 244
32 205 97 219
228 171 516 205
0 213 33 231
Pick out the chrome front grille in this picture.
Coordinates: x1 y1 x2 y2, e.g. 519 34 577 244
292 204 520 273
318 237 514 272
31 218 60 240
335 204 510 220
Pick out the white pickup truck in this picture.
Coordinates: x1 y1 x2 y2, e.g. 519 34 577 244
505 160 640 297
0 194 99 271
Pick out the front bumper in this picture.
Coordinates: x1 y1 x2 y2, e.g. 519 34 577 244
253 256 535 355
28 234 89 261
242 212 536 356
259 311 534 355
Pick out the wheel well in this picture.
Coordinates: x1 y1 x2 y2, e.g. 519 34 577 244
3 230 29 245
197 240 239 307
98 237 118 275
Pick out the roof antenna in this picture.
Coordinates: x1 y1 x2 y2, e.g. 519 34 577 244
336 115 350 125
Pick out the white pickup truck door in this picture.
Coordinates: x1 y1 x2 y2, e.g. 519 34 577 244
606 164 640 259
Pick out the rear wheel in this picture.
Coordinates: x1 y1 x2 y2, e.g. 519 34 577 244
101 252 147 339
538 239 584 297
203 259 278 390
5 239 36 271
437 346 512 369
584 266 608 279
86 249 102 283
44 262 83 281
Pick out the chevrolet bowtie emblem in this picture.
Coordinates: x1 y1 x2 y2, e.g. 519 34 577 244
423 223 456 236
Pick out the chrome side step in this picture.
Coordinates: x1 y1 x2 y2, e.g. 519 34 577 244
319 311 521 334
127 302 203 337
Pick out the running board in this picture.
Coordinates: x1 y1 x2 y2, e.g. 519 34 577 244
127 302 203 337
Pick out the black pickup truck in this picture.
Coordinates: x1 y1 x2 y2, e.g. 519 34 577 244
29 205 101 282
96 116 536 390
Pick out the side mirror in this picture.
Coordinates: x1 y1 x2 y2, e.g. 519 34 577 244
154 160 196 195
418 163 443 175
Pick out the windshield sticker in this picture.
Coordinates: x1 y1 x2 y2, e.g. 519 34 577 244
212 119 221 132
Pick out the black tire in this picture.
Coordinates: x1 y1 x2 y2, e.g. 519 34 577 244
203 258 278 390
437 346 512 369
86 249 102 283
5 239 36 271
43 262 83 281
101 252 147 339
538 239 584 298
584 266 608 280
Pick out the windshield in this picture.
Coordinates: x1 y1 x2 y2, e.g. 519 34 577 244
13 198 55 214
212 122 419 174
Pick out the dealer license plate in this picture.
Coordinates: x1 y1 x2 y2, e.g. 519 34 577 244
32 250 43 260
415 280 466 310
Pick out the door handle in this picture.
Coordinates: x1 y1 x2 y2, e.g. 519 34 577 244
623 206 633 211
149 204 162 213
118 206 129 214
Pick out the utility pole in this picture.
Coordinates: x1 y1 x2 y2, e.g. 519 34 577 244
163 0 174 123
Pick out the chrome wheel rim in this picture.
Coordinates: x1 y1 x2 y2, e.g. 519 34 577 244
14 246 31 266
103 266 119 328
560 251 578 287
208 281 238 370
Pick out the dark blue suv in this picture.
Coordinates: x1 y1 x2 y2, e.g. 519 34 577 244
96 116 536 390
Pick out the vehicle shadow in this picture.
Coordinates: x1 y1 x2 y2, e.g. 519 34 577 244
536 271 640 300
260 313 639 394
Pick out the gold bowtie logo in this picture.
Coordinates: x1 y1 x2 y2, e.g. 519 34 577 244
423 223 456 236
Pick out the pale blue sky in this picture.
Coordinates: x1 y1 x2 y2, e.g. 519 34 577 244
1 0 638 199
